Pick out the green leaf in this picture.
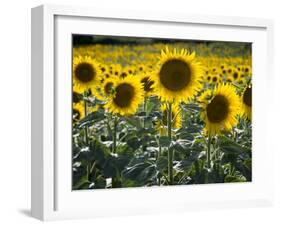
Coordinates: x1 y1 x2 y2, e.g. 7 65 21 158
92 176 106 189
170 139 192 153
72 165 89 190
124 116 142 129
159 136 170 147
78 111 106 128
174 159 193 172
122 162 150 180
127 136 142 150
219 135 251 154
174 151 201 172
102 155 118 178
224 175 247 183
137 165 156 182
122 161 156 186
156 156 168 172
175 127 198 140
89 140 110 164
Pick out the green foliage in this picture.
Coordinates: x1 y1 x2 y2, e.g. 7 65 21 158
73 97 252 189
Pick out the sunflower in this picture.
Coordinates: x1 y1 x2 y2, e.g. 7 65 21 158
152 47 203 103
139 72 155 96
120 70 128 79
72 90 82 104
73 103 84 122
73 56 101 92
136 64 147 73
206 75 212 83
241 85 252 120
121 66 135 77
199 83 240 135
242 66 251 74
211 74 220 84
104 76 144 116
156 103 182 135
111 64 122 77
99 64 109 74
232 70 240 81
100 78 117 99
220 64 226 70
100 72 112 84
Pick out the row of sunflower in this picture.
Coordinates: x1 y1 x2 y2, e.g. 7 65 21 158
72 42 252 189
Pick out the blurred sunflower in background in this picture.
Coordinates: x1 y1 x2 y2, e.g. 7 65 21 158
232 69 240 81
152 47 203 103
105 76 144 116
94 77 116 101
99 64 109 74
199 83 240 135
139 72 155 96
72 90 82 104
73 56 101 92
211 74 221 84
241 84 252 120
101 78 116 97
156 104 182 135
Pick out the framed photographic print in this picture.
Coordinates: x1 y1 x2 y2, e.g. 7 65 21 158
31 4 274 221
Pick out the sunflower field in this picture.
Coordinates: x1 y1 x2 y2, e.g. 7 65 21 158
72 35 252 189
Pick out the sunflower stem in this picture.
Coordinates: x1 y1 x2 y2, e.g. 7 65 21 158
113 117 118 154
207 133 211 168
83 99 89 145
167 102 174 185
111 116 118 188
156 136 162 186
158 141 162 159
143 96 147 128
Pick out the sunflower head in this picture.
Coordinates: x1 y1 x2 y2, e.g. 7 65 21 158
199 83 240 135
104 76 144 116
73 56 101 92
211 74 220 84
137 64 147 73
102 77 117 97
124 66 136 76
139 72 155 96
220 64 226 70
120 70 128 79
232 70 240 81
206 75 211 82
152 47 203 103
241 84 252 120
99 64 109 74
72 91 82 104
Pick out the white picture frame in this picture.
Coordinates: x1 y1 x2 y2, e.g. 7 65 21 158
31 4 274 221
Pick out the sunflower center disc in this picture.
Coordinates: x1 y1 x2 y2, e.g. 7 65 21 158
160 59 191 91
75 63 95 83
243 87 252 107
72 91 80 103
207 95 229 123
104 82 113 95
113 83 135 108
233 72 238 79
